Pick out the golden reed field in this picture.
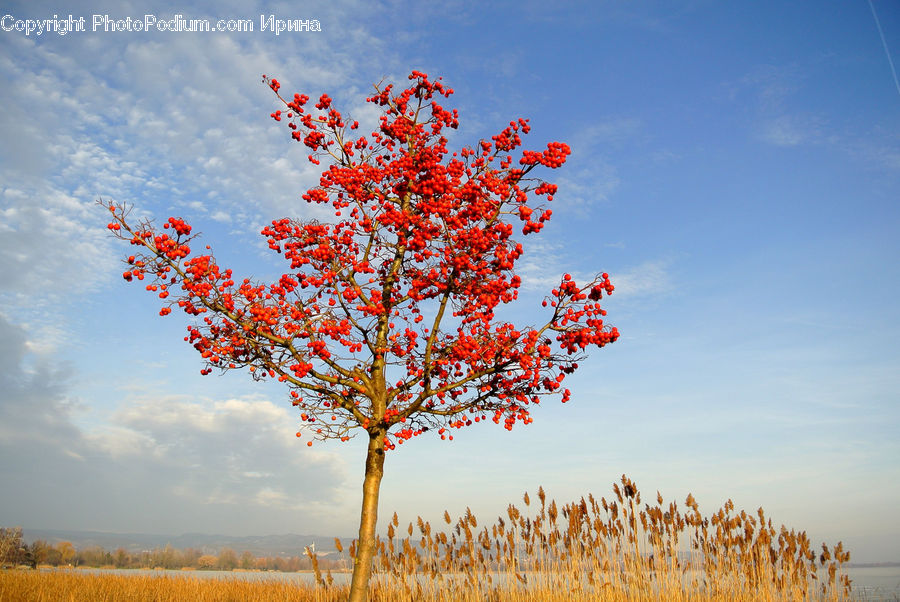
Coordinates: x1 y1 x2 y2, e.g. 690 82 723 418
0 476 854 601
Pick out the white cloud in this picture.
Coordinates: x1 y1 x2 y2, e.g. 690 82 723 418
727 63 832 150
760 117 805 146
518 240 673 301
0 186 115 303
255 487 289 507
86 424 159 459
0 7 386 353
548 117 639 211
609 259 673 298
0 313 352 535
575 118 643 148
516 239 565 290
555 163 621 209
758 114 824 147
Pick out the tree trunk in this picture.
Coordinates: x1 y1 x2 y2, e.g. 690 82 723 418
348 428 386 602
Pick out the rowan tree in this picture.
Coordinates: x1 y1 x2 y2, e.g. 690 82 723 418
101 70 619 601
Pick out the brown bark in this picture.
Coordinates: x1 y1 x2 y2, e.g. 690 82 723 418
347 427 386 602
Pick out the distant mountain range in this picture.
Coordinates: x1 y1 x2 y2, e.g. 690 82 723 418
22 529 346 557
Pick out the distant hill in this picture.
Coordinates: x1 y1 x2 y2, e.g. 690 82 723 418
22 529 346 557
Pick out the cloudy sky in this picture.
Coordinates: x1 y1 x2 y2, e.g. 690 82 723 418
1 0 898 563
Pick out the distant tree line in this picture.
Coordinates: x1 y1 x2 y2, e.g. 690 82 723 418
0 527 345 572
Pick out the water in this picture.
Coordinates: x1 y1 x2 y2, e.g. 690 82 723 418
46 565 900 599
46 567 352 585
846 566 900 601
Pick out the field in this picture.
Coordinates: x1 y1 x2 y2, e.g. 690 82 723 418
0 476 856 601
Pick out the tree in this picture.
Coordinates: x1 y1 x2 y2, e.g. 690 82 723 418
197 554 217 570
151 543 179 569
0 527 23 567
44 545 62 567
182 547 203 568
239 550 255 570
101 70 619 601
55 541 75 567
217 547 238 571
28 539 50 568
77 545 109 567
113 547 130 568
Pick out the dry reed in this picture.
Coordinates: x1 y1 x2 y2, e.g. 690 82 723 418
367 475 852 601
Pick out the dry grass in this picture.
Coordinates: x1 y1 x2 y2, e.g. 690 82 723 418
0 476 854 601
0 571 349 601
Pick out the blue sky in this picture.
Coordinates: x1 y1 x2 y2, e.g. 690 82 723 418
1 0 898 563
